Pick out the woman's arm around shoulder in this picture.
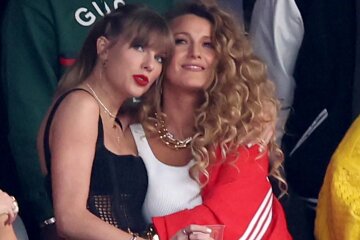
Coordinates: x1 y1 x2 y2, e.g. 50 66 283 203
153 146 291 240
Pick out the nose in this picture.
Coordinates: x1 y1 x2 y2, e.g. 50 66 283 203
143 64 154 72
189 43 201 59
142 56 155 72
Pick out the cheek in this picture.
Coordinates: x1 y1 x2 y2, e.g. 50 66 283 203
108 61 121 75
165 60 177 76
151 66 163 83
206 55 217 75
107 53 124 71
105 61 124 83
206 52 216 66
170 49 185 68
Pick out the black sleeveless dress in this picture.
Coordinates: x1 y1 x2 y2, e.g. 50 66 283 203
44 88 148 234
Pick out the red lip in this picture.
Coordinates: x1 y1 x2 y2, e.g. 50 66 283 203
133 74 149 87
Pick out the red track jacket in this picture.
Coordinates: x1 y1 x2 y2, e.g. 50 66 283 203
153 145 292 240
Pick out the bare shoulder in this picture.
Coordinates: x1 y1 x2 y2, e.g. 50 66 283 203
50 89 100 139
56 89 99 114
51 90 100 124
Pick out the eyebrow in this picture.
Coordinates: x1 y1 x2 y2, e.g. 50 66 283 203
173 32 211 40
173 32 190 36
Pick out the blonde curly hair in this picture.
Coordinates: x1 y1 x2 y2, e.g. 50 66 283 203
140 0 287 196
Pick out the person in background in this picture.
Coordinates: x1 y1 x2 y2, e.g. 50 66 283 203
246 1 312 239
315 115 360 240
0 189 18 240
249 0 303 144
1 0 175 238
0 1 20 236
281 0 355 238
131 1 291 239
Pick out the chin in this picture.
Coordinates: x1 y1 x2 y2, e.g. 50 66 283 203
188 83 209 90
131 91 147 98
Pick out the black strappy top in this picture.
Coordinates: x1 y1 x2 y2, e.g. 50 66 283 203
44 88 148 234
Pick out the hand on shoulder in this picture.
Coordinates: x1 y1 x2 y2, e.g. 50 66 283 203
0 190 18 225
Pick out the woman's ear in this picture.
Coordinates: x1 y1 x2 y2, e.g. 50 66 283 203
97 36 110 61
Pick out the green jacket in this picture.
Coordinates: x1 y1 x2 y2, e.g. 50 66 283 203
1 0 174 224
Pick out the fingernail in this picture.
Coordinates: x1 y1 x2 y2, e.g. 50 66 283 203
258 146 265 153
206 228 212 233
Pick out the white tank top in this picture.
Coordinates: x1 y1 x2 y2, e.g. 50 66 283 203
130 124 202 223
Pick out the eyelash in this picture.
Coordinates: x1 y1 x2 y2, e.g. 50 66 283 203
155 56 165 64
203 42 214 49
133 45 165 64
175 38 213 49
133 45 144 52
175 38 187 45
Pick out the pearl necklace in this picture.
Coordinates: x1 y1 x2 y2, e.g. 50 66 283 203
86 83 117 119
154 113 193 150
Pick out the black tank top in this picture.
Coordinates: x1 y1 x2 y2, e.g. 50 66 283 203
44 88 148 234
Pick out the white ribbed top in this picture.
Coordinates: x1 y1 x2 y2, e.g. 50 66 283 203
130 124 202 223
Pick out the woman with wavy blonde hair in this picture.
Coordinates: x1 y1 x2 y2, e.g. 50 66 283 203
128 1 291 239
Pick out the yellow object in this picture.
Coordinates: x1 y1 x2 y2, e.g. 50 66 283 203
315 116 360 240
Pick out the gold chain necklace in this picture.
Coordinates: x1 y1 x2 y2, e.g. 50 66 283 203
86 83 117 119
86 83 122 143
154 113 193 150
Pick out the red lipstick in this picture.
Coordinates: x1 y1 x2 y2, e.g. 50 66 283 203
133 74 149 87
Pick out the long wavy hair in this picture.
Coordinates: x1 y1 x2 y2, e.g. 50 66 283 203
140 0 286 195
55 4 174 97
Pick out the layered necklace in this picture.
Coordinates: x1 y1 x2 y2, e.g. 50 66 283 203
86 83 122 141
154 113 193 150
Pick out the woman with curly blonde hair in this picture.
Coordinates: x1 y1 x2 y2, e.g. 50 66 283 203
129 1 291 239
